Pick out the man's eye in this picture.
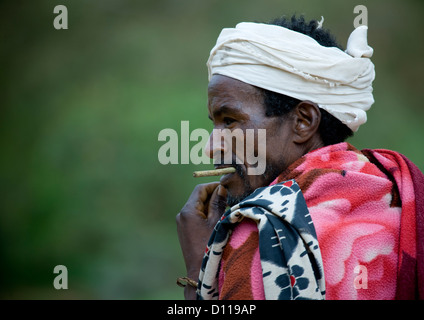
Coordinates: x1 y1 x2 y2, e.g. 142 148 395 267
223 117 236 126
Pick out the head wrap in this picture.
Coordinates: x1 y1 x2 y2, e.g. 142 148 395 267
207 22 375 132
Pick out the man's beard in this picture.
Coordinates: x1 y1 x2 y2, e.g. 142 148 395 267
226 162 284 207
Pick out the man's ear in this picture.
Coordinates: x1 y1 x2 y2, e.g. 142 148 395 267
292 101 321 144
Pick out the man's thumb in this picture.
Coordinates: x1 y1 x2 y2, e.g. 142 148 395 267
208 185 228 221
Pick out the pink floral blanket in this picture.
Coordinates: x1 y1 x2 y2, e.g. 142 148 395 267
218 142 424 299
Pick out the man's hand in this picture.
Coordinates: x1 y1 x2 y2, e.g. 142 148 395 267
176 182 227 300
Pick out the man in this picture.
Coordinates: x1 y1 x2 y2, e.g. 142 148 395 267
176 15 424 300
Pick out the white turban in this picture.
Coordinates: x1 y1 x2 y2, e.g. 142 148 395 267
207 22 375 132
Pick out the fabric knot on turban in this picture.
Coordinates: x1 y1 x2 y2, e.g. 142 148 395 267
207 22 375 132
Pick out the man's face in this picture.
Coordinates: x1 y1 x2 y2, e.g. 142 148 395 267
205 75 298 206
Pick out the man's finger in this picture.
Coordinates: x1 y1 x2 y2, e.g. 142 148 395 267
207 185 228 221
181 182 220 218
194 182 220 203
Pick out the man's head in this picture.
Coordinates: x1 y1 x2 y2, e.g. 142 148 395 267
205 15 374 206
205 74 324 206
260 15 354 146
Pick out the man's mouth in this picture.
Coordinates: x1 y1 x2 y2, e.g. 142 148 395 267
214 164 244 175
214 164 235 170
216 164 245 186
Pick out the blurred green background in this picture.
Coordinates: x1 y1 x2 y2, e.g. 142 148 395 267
0 0 423 299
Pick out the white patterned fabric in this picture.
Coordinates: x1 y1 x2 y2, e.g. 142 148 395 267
197 180 326 300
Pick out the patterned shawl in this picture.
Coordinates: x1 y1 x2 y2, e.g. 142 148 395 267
197 180 326 300
196 142 424 300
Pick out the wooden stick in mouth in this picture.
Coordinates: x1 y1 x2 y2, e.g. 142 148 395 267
193 167 236 178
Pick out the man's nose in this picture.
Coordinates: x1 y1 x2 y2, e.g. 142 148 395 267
204 130 228 160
